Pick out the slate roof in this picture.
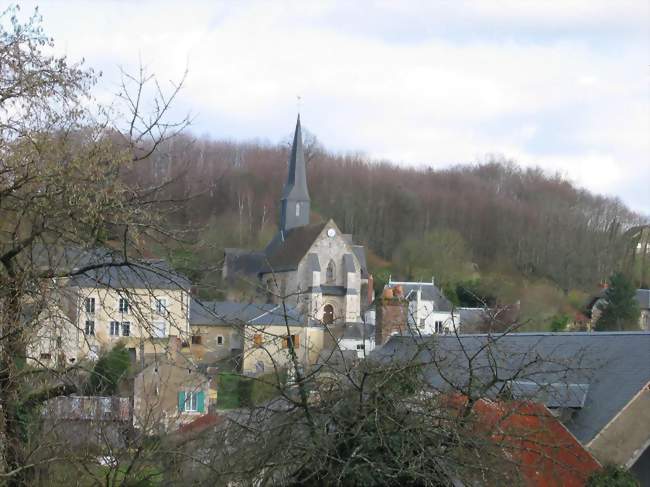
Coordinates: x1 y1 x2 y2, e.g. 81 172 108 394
389 281 454 312
341 322 375 340
352 246 369 279
373 332 650 444
31 243 191 291
69 259 191 291
281 115 309 202
190 299 303 327
262 222 327 272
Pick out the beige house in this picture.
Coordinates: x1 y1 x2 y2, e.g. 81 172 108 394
133 346 213 433
28 255 192 366
189 299 325 375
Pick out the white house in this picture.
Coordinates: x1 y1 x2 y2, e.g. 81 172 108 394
386 279 460 335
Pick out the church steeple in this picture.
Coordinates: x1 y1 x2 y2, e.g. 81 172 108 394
280 115 310 233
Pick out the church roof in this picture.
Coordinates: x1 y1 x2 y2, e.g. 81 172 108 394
281 115 309 202
262 222 328 273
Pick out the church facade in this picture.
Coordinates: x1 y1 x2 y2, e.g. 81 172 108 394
223 116 369 326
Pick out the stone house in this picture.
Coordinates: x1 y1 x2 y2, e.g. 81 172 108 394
189 298 324 375
133 343 213 433
385 279 460 334
28 250 192 366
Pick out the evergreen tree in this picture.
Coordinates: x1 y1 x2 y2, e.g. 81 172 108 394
595 273 640 331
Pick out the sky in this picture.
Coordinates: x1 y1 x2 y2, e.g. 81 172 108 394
15 0 650 215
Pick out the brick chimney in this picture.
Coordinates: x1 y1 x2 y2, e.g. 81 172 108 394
375 294 409 346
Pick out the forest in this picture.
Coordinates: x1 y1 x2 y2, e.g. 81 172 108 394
124 132 649 329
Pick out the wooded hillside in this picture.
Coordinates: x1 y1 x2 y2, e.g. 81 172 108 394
125 132 648 318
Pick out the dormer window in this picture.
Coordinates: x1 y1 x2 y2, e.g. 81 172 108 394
326 260 336 284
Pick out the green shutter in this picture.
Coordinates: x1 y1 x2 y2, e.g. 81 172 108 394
178 391 185 412
197 390 205 413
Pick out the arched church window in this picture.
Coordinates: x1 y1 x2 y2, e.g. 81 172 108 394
326 260 336 283
323 304 334 325
295 202 300 217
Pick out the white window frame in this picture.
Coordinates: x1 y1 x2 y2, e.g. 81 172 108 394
154 297 168 315
118 297 129 314
185 391 198 412
121 321 131 337
216 335 224 346
153 321 166 338
85 320 95 336
109 321 120 337
85 297 95 314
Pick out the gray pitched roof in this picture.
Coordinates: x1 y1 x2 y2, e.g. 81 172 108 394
342 253 356 273
262 222 327 273
352 245 368 279
31 245 191 290
341 322 375 340
373 332 650 444
390 282 453 312
636 289 650 309
281 115 309 202
190 299 303 327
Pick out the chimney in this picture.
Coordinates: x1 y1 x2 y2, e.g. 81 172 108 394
375 295 409 346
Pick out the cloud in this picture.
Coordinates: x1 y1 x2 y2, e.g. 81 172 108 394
16 0 650 214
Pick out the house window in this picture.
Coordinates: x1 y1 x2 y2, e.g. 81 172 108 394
121 322 130 337
84 320 95 336
183 391 199 412
40 353 52 360
295 202 300 217
84 297 95 314
191 335 202 345
178 390 205 413
326 260 336 283
155 298 168 315
153 321 166 338
109 321 120 336
253 333 263 347
356 344 365 351
283 334 300 349
216 335 224 346
323 304 334 325
118 298 129 314
435 321 443 334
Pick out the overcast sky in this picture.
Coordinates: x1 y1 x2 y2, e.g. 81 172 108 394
18 0 650 215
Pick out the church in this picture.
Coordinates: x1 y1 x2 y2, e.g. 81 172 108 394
223 116 370 326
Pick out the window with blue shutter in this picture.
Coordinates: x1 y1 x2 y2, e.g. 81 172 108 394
178 391 185 412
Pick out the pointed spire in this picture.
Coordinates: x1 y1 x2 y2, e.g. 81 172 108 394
282 115 310 201
279 115 311 232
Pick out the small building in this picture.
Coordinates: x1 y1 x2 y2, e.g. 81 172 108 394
189 299 325 376
133 342 213 433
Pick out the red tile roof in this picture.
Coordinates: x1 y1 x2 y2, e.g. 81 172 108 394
177 413 224 435
447 396 601 487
